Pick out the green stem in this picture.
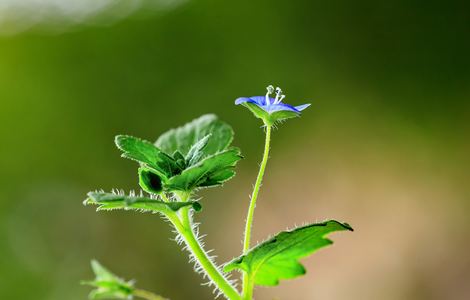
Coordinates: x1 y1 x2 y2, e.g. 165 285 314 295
242 124 272 299
167 208 241 300
134 288 168 300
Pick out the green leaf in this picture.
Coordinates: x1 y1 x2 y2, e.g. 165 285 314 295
84 191 202 213
172 150 187 169
164 148 242 191
83 260 168 300
91 260 118 282
155 114 234 159
185 134 211 166
115 135 180 178
115 116 241 193
138 167 163 194
82 260 134 300
198 167 236 188
224 220 352 286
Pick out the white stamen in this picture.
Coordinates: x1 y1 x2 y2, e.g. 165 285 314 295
276 94 285 103
265 85 274 105
274 87 284 104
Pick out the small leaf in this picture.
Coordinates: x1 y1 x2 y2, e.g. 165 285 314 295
224 220 352 286
91 260 117 281
164 148 242 191
172 150 187 169
82 260 134 300
84 191 202 213
115 135 180 178
155 114 234 158
138 167 163 194
198 167 236 188
185 134 211 166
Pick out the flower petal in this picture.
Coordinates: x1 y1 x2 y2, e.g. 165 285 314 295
235 97 258 105
294 103 311 111
263 103 300 113
235 96 270 106
249 96 268 105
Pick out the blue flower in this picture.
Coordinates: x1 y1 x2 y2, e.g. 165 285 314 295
235 85 310 125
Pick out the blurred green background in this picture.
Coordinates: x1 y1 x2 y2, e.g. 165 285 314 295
1 0 469 299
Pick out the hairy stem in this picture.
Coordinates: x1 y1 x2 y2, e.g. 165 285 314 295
167 208 241 300
242 124 272 299
134 288 168 300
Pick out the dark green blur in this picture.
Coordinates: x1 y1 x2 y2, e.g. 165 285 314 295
0 1 469 299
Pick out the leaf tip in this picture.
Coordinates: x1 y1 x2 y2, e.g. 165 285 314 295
192 201 203 212
114 134 126 147
342 222 354 232
328 220 354 232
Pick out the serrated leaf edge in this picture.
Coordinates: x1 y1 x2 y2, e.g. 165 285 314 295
223 220 352 277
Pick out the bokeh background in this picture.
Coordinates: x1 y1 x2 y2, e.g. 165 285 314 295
1 0 469 299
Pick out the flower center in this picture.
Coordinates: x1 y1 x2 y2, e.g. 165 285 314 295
265 85 285 105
